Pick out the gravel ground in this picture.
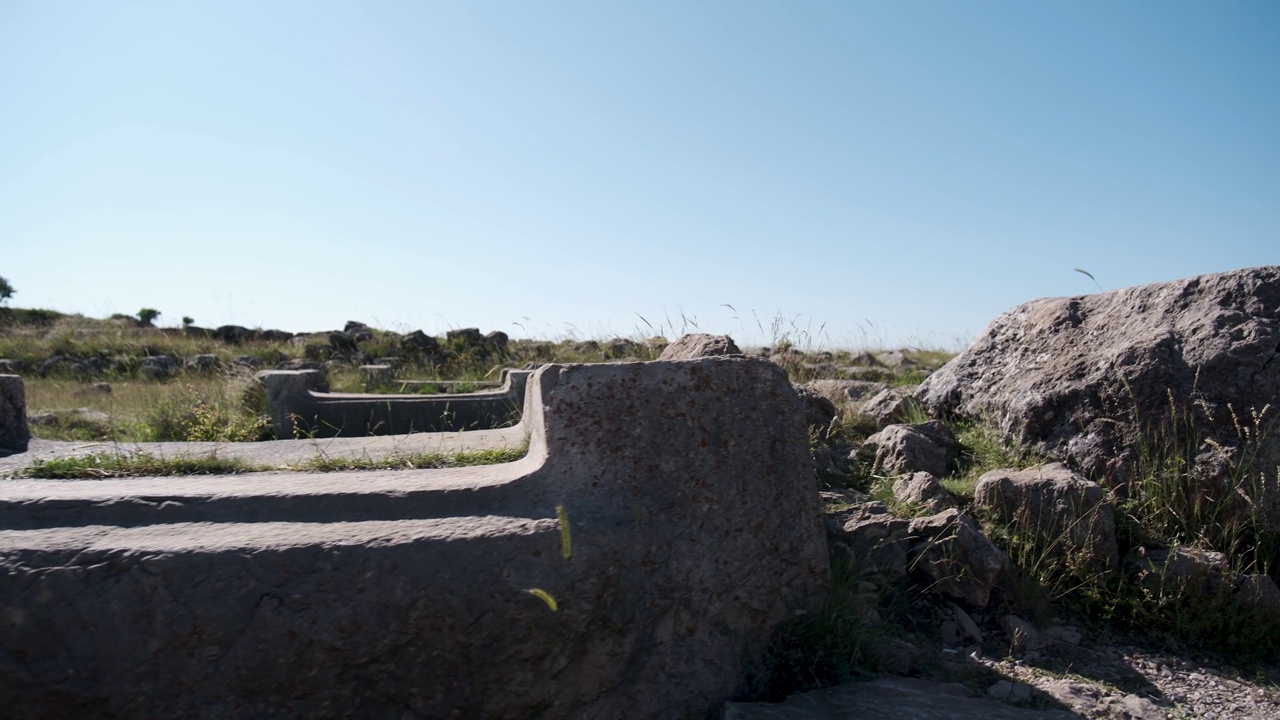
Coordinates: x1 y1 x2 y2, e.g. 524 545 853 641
931 624 1280 718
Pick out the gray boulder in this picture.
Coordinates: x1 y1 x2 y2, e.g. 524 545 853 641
183 354 223 373
916 267 1280 505
0 375 29 456
858 386 919 429
447 327 484 348
974 462 1119 573
139 354 179 380
804 379 890 408
893 471 958 513
862 421 957 476
907 509 1007 608
659 333 742 360
828 502 910 584
793 384 839 438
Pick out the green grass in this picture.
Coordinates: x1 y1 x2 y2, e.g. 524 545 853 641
13 442 529 479
943 421 1048 499
15 452 262 478
290 445 528 472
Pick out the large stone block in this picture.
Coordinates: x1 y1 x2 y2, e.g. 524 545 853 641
0 374 28 456
0 358 828 719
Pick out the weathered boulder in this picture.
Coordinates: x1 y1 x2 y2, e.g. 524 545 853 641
27 407 112 437
214 324 253 344
974 463 1119 573
139 354 179 380
861 421 957 476
828 502 910 583
183 353 223 373
603 338 644 360
793 384 839 438
803 379 890 410
907 509 1007 608
0 374 29 456
402 330 442 358
0 358 827 719
858 386 919 429
659 333 742 360
447 327 484 348
485 330 510 350
893 471 957 514
917 267 1280 503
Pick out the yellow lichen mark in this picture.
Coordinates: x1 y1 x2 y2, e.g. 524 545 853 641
556 504 572 561
525 588 559 612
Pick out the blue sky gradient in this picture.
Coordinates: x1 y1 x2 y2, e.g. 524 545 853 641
3 1 1277 348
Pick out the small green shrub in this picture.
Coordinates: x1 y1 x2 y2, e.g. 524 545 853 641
135 382 268 442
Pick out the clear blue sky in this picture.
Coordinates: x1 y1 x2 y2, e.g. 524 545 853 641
2 1 1277 349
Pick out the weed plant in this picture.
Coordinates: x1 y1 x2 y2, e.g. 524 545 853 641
738 557 901 702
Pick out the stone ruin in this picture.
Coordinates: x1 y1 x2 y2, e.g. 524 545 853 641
256 367 532 438
0 358 828 719
0 374 28 457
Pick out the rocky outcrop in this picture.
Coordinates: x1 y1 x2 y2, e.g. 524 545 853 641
862 421 958 477
858 386 918 429
893 472 957 514
659 333 742 360
916 267 1280 503
793 384 840 438
139 354 180 380
907 509 1007 608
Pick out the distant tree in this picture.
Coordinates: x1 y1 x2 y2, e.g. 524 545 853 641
138 308 161 327
182 316 195 328
0 276 13 306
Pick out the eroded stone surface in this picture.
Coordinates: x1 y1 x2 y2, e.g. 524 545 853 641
658 333 743 360
974 462 1119 573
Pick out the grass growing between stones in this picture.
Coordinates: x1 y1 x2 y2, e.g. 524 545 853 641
289 445 528 472
15 452 261 478
942 421 1047 499
978 401 1280 664
738 557 904 702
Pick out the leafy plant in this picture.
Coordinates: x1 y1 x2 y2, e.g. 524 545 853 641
137 308 161 327
135 382 267 442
